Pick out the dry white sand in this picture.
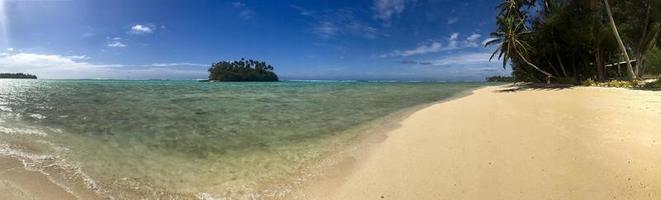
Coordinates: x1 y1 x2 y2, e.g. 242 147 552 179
303 85 661 200
2 85 660 200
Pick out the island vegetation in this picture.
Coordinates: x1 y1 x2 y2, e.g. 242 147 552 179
207 58 279 82
487 0 661 88
0 73 37 79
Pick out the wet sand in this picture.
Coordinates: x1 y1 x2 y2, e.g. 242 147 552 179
0 157 78 200
2 85 660 200
303 85 661 199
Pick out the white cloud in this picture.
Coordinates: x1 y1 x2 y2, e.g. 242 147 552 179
373 0 406 24
465 33 482 47
447 17 459 25
428 52 493 66
450 33 459 40
0 53 112 72
365 52 507 81
107 41 127 48
0 52 207 79
387 42 442 57
129 24 153 34
397 52 502 70
382 33 489 57
107 37 127 48
467 34 481 41
65 55 90 60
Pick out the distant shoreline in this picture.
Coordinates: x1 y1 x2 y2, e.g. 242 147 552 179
0 73 37 79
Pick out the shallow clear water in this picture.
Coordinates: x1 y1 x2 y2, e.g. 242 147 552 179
0 79 483 199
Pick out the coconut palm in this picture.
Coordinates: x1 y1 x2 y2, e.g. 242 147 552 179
602 0 637 80
486 15 555 83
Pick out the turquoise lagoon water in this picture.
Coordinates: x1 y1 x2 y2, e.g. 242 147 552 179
0 80 484 199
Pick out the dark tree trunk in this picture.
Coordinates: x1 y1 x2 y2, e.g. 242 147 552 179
595 47 606 81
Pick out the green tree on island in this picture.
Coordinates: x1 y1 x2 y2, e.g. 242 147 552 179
0 73 38 79
208 58 279 82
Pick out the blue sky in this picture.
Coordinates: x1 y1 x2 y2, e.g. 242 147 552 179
0 0 509 80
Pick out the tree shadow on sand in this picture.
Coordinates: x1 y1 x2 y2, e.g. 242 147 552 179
494 83 575 93
495 83 661 92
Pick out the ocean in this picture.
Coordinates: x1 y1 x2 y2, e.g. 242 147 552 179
0 79 484 199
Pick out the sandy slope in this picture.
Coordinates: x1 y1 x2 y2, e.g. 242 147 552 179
305 86 661 200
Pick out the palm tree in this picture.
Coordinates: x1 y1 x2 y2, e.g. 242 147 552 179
486 15 555 83
602 0 637 80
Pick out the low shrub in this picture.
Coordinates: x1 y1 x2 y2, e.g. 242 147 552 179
643 79 661 89
581 79 645 88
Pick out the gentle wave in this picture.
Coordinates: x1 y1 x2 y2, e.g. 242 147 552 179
0 80 485 198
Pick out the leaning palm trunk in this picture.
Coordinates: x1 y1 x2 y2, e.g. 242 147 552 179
603 0 637 80
516 50 554 83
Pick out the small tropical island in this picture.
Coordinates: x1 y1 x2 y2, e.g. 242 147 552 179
207 58 278 82
0 73 37 79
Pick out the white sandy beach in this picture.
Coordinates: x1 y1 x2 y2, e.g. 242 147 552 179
1 85 660 200
303 85 661 200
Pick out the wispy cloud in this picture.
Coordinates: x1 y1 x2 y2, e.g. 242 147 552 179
232 2 245 7
240 9 255 20
373 0 406 25
400 60 433 65
465 33 481 47
447 17 459 25
467 33 481 41
386 42 443 57
397 51 502 69
450 33 459 40
313 21 340 38
129 24 153 34
107 37 127 48
394 51 506 80
294 7 380 40
233 1 255 20
427 52 493 66
382 33 485 57
0 52 207 79
107 41 126 48
289 4 314 16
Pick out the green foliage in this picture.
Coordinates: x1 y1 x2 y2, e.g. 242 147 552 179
0 73 37 79
646 48 661 75
582 79 643 88
485 76 515 82
208 59 278 82
489 0 661 83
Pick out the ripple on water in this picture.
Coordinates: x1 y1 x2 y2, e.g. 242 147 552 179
0 80 486 198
